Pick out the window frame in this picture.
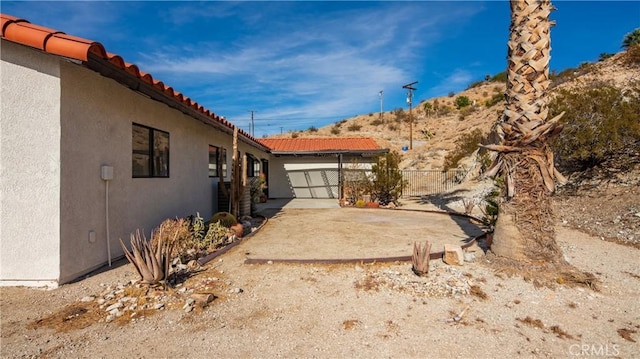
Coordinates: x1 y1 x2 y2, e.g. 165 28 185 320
132 123 170 178
208 145 227 178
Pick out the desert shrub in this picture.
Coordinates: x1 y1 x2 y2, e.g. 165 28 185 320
549 86 640 172
308 126 318 132
485 92 505 107
624 43 640 65
368 113 374 117
291 132 299 138
490 71 507 83
438 105 453 116
482 91 488 97
598 53 615 62
550 63 596 88
367 151 406 205
335 119 347 127
455 96 470 109
458 106 476 121
443 129 488 170
342 159 370 204
347 123 362 132
330 126 341 135
393 108 406 123
388 124 398 132
153 217 190 260
466 80 485 90
448 91 455 98
210 212 237 227
371 118 384 126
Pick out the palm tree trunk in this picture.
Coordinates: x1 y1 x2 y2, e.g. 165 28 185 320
483 0 566 263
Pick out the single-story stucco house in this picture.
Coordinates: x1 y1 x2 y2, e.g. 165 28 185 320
0 14 387 287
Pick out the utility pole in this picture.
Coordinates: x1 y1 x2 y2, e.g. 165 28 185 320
248 110 256 137
379 90 384 122
402 81 418 150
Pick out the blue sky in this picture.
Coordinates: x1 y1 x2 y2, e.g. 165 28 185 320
3 1 639 137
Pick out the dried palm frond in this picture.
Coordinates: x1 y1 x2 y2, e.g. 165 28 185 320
412 241 432 277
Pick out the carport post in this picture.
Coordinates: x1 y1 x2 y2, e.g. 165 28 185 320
338 153 343 200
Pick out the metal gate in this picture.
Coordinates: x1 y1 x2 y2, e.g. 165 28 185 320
401 169 467 197
288 169 340 198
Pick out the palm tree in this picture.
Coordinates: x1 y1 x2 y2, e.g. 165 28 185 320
483 0 566 263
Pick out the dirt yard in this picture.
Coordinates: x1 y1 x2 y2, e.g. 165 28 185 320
1 191 639 358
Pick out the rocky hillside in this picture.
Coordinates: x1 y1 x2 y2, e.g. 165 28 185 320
268 51 639 172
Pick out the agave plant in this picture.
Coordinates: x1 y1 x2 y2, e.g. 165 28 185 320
412 241 432 277
120 228 176 288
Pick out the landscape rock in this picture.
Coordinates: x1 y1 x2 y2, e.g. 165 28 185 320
190 293 215 307
443 244 464 266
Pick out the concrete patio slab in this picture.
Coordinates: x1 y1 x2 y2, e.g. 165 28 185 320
241 207 484 262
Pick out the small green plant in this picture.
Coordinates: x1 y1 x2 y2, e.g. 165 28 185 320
202 221 230 249
347 123 362 132
489 71 507 82
422 102 433 117
455 96 470 109
367 151 406 205
478 188 499 230
210 212 238 228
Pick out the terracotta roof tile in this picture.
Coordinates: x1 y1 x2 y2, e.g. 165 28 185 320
259 137 382 153
0 13 264 149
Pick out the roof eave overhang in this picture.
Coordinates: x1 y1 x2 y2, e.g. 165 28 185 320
85 54 270 152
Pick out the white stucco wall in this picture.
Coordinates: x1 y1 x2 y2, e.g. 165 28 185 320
57 62 270 283
1 40 270 285
1 41 62 286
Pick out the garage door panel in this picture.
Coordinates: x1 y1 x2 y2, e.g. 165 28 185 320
286 169 339 199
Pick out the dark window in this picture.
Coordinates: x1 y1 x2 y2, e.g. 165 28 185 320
132 123 169 178
208 145 219 177
246 154 260 177
208 145 227 177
